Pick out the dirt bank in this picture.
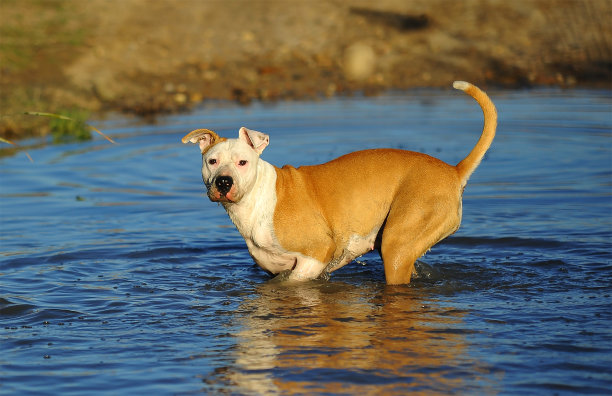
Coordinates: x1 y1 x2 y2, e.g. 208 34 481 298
1 0 610 139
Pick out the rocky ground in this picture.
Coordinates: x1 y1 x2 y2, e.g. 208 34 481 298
1 0 610 139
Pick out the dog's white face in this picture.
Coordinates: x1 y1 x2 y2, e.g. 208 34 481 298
202 139 259 203
199 127 269 204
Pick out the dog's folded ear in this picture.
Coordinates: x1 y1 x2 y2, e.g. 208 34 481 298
181 129 226 154
239 127 269 155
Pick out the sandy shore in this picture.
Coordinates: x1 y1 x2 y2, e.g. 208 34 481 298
1 0 610 138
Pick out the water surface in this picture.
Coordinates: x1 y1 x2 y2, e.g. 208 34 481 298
1 88 611 394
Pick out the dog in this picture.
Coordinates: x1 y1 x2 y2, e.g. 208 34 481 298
182 81 497 284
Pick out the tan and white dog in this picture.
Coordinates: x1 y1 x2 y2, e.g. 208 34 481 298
182 81 497 284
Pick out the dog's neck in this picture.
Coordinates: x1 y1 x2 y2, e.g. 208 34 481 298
223 159 277 241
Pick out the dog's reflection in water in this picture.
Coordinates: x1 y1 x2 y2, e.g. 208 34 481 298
212 279 487 395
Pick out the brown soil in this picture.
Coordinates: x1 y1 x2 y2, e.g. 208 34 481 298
1 0 610 139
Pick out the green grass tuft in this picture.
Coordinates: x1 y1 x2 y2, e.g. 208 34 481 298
48 109 92 143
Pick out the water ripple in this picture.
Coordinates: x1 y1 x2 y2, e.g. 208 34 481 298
1 90 610 394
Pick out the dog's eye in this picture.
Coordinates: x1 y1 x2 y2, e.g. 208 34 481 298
238 160 248 166
208 159 217 165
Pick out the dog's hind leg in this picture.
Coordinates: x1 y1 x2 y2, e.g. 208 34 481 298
380 194 461 285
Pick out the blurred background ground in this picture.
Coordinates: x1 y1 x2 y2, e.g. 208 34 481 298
1 0 610 139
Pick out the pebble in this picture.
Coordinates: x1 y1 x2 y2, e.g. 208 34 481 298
343 43 376 81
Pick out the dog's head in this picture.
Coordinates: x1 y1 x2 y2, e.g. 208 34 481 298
182 127 269 204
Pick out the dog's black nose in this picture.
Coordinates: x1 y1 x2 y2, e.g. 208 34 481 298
215 176 233 195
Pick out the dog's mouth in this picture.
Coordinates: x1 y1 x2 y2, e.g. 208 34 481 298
210 194 235 203
207 187 238 203
205 177 240 203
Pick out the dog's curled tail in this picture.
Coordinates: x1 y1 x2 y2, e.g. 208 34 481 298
453 81 497 187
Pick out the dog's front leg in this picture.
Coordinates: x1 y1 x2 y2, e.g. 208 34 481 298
286 256 328 282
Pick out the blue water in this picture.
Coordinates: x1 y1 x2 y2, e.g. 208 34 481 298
1 88 611 395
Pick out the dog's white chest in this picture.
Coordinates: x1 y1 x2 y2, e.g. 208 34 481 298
244 239 297 273
231 210 299 274
224 163 298 274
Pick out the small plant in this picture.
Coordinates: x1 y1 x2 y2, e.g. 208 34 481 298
48 109 91 143
0 111 115 162
24 111 116 144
